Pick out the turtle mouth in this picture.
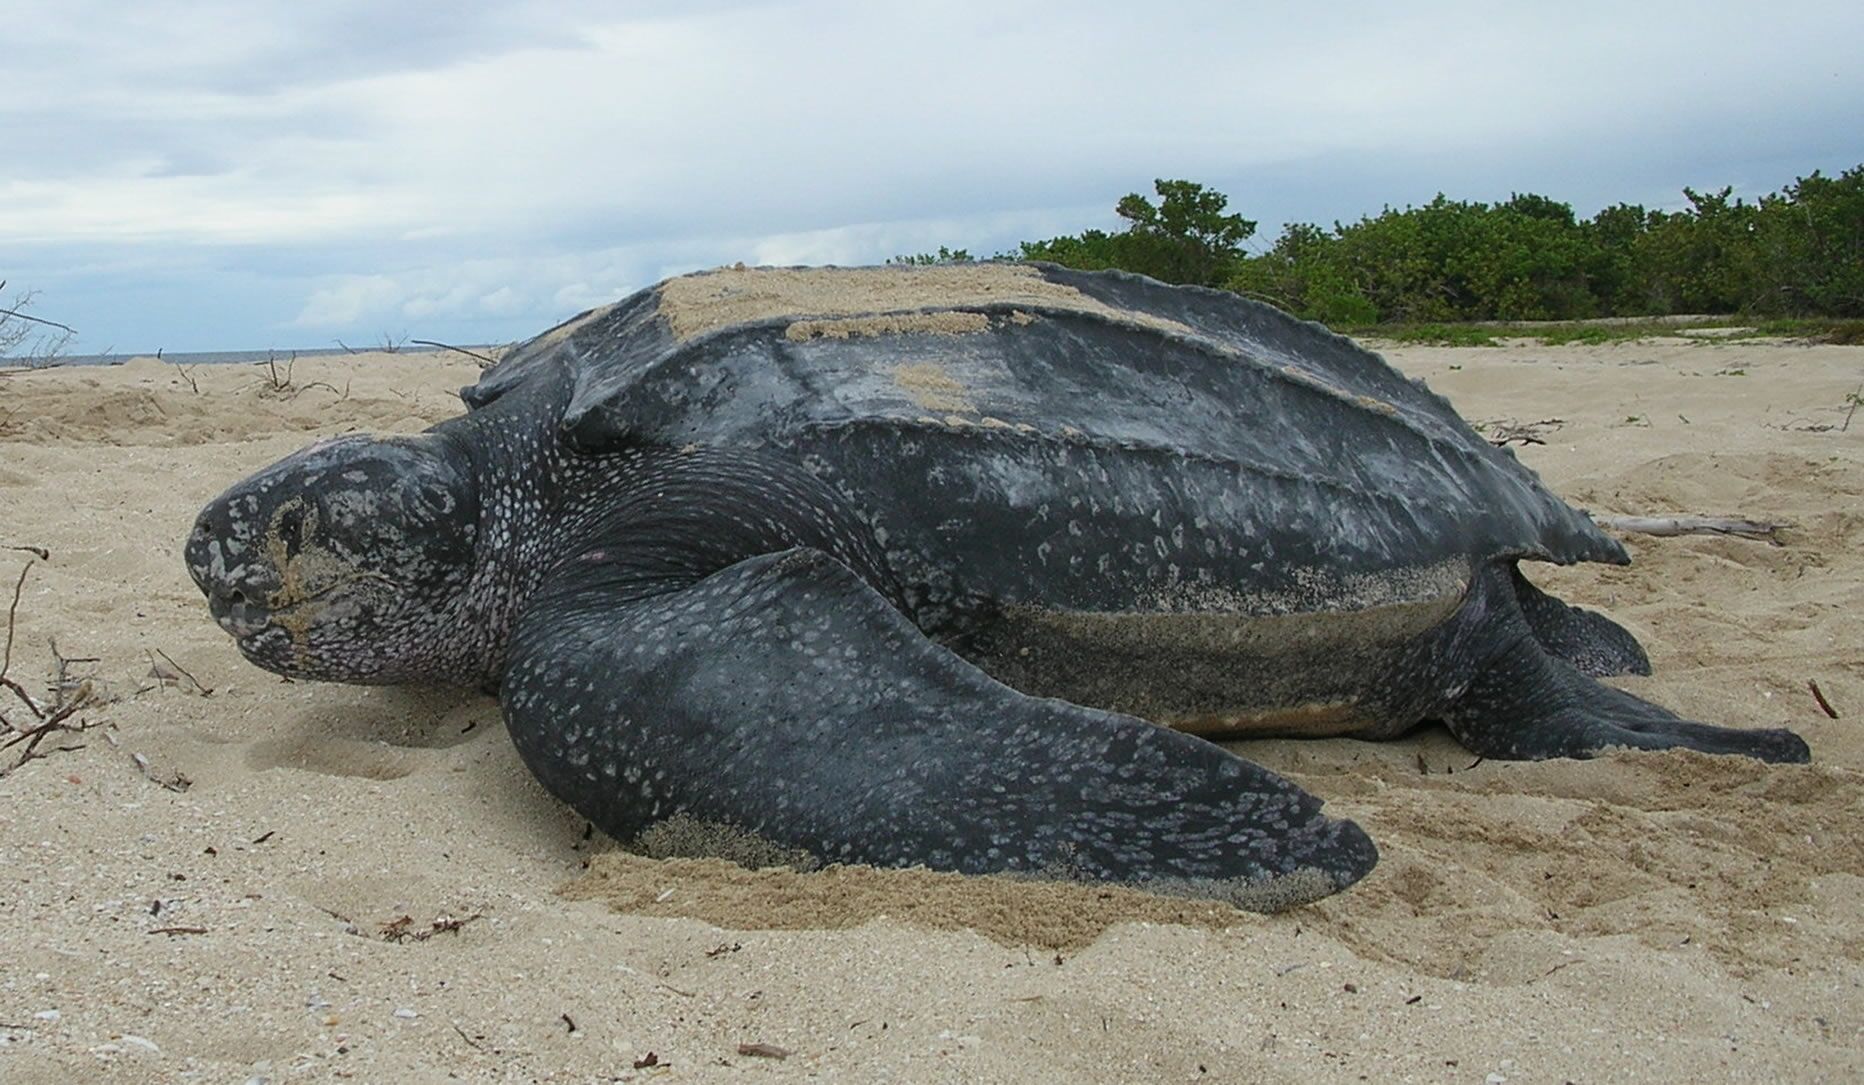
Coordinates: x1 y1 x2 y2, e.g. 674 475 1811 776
210 588 330 641
205 586 273 638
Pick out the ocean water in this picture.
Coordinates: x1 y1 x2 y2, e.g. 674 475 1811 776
28 344 482 368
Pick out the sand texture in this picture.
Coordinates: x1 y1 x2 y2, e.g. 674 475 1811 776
0 335 1859 1082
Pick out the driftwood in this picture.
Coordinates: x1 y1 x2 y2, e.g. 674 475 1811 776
1593 515 1787 543
1480 417 1566 446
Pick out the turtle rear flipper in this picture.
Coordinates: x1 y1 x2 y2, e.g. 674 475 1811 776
1446 571 1810 763
501 547 1377 911
1509 565 1651 677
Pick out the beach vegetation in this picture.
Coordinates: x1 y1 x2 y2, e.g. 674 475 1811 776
987 164 1864 333
1019 179 1255 288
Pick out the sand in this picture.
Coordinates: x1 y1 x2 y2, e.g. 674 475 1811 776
0 335 1858 1083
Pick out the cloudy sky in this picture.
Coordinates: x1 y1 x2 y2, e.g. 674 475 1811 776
5 1 1860 354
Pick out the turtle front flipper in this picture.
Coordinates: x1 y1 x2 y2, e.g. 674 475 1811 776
500 547 1376 911
1445 568 1810 763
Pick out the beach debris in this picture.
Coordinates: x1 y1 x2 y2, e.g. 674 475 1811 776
633 1051 661 1069
126 747 192 792
1592 514 1788 543
143 648 213 695
379 912 484 943
737 1042 791 1059
1 560 110 773
148 926 208 936
1479 417 1565 446
1808 680 1839 719
3 545 50 560
561 1013 578 1033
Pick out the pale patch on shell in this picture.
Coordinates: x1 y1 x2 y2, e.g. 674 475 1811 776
785 311 990 341
890 362 977 413
654 263 1199 342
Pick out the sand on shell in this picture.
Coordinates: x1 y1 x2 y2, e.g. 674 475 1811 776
0 335 1859 1082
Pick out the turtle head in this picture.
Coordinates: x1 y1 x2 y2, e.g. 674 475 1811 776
186 433 481 684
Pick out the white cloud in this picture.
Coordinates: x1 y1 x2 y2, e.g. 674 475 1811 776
3 0 1859 349
294 275 405 327
10 1 1853 251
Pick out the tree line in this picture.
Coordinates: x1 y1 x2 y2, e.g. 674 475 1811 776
907 166 1863 325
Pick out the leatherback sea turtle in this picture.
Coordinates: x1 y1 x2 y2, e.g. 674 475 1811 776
185 263 1809 910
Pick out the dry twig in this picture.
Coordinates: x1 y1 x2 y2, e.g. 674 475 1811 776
144 648 213 695
1808 680 1839 720
737 1042 792 1059
1 561 38 715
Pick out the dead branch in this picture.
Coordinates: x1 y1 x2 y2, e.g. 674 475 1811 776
411 339 498 366
1 559 111 773
0 301 77 335
1593 514 1787 543
169 359 200 395
1 561 33 705
261 350 295 391
286 380 345 401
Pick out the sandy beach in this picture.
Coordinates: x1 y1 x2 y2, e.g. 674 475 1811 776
1 334 1858 1082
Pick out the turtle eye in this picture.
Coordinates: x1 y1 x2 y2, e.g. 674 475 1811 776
415 481 456 516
